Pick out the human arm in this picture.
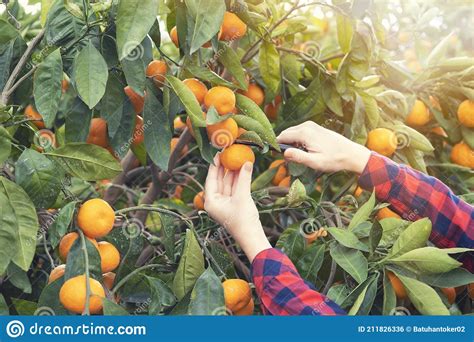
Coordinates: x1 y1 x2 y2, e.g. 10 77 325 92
277 121 474 271
204 154 345 315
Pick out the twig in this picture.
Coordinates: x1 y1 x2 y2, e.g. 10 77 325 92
78 230 91 315
0 28 45 106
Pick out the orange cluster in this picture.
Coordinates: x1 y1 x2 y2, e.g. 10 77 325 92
52 198 121 314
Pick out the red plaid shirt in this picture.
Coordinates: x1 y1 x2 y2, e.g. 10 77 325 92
251 152 474 315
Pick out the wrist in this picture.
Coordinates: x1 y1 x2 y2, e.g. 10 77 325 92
235 223 271 263
345 144 371 174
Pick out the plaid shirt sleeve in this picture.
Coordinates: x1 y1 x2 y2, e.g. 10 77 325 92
359 152 474 272
251 248 345 316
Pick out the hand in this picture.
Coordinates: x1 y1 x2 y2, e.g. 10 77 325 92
204 154 271 262
277 121 371 174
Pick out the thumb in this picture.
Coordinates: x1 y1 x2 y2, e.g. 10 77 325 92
234 162 253 196
284 148 317 168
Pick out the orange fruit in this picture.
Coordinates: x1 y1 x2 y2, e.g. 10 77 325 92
185 112 206 138
77 198 115 239
170 26 179 47
222 279 251 312
204 86 236 115
457 99 474 128
269 159 287 186
86 118 109 148
366 128 397 157
278 176 291 188
97 241 121 273
387 271 407 300
234 298 254 316
102 272 116 290
173 185 184 200
237 127 247 137
468 283 474 299
451 142 474 169
183 78 208 105
441 287 456 305
25 104 45 129
264 95 282 122
48 264 66 284
146 60 168 87
174 116 186 130
171 137 189 156
193 191 205 210
219 144 255 171
376 207 401 220
61 79 70 93
132 115 144 146
431 126 447 137
124 86 145 114
170 26 210 48
59 232 98 261
59 275 105 314
406 99 430 126
206 117 239 148
238 83 264 106
219 12 247 41
354 186 364 198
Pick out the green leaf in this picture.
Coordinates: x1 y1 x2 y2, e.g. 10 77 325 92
0 126 12 165
109 101 135 159
250 167 278 191
426 33 454 67
0 192 16 275
116 0 159 60
348 191 375 230
387 218 431 259
144 89 172 170
38 277 69 315
0 177 39 271
49 201 77 249
64 236 102 281
326 227 369 252
348 275 377 315
287 179 307 206
276 225 305 263
45 143 122 181
167 76 205 127
389 247 464 274
259 41 280 98
146 276 177 315
418 268 474 288
33 48 63 127
65 98 93 143
185 0 225 54
208 242 237 279
296 243 325 284
0 18 18 44
40 0 54 27
235 94 278 148
172 229 205 300
397 274 450 315
101 72 127 137
74 41 109 109
368 221 383 254
218 43 247 90
382 270 396 315
103 298 129 315
7 263 32 293
186 64 236 88
392 124 434 152
330 243 368 284
336 14 353 53
15 149 63 208
0 294 8 315
121 51 146 96
359 93 379 130
188 267 225 315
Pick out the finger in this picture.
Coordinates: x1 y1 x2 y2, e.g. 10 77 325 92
217 165 225 194
234 162 253 197
284 148 321 170
276 128 308 145
222 170 235 196
204 154 221 195
205 164 219 195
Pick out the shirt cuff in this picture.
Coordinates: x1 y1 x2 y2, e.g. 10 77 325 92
358 152 402 202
